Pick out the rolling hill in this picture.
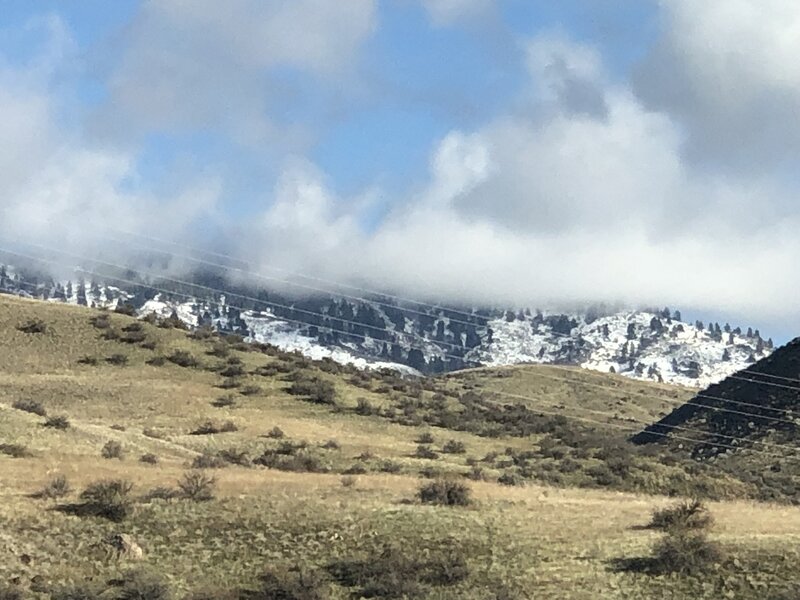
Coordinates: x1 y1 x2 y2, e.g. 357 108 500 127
1 295 799 599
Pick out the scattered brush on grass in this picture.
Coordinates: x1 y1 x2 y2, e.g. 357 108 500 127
190 420 238 435
0 443 33 458
43 415 71 430
417 479 472 506
416 432 435 444
341 475 357 488
178 470 217 502
142 486 179 502
114 303 138 316
218 448 250 466
497 472 523 487
648 499 714 531
321 439 340 450
11 398 46 416
355 398 376 416
328 542 469 598
288 377 337 405
239 384 262 396
255 450 328 473
343 464 368 475
212 394 237 408
140 453 159 465
168 350 199 368
218 377 241 389
146 356 167 366
105 353 129 366
62 479 134 522
265 426 285 439
142 427 165 439
33 475 72 499
0 584 23 600
105 569 171 600
442 439 467 454
192 453 229 469
379 460 402 474
101 440 124 460
414 445 439 460
77 355 99 366
17 318 47 333
252 564 331 600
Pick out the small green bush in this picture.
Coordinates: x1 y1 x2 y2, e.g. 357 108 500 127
417 479 472 506
109 568 171 600
114 303 138 316
240 384 262 396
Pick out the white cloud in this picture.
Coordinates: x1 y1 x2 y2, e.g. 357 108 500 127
0 34 220 266
96 0 377 145
634 0 800 169
239 30 800 333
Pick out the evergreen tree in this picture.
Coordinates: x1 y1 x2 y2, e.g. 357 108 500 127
723 322 731 333
727 332 734 345
601 323 610 338
747 327 754 338
767 338 774 350
733 326 742 335
756 338 765 353
673 309 682 322
696 320 704 330
626 323 637 340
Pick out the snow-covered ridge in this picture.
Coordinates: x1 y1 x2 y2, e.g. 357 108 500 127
473 310 773 388
0 265 772 385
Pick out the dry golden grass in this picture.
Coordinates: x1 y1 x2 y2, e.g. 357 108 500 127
1 295 799 599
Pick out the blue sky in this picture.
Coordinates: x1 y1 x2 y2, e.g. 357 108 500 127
1 0 799 342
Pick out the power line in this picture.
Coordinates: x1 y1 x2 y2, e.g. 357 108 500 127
4 254 800 461
0 239 484 358
534 365 800 427
3 243 799 421
0 246 477 366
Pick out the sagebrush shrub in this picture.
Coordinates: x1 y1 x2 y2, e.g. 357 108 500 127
106 353 129 366
192 453 228 469
13 398 47 416
139 453 159 465
442 439 466 454
648 529 722 575
43 415 71 430
78 479 134 522
648 499 713 532
266 426 285 439
0 443 32 458
101 441 124 460
178 471 216 502
416 432 435 444
36 475 72 499
254 565 330 600
288 377 336 404
109 569 171 600
168 350 198 368
17 318 47 334
415 445 439 460
417 479 472 506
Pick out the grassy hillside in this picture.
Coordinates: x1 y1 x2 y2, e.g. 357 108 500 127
1 295 799 599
